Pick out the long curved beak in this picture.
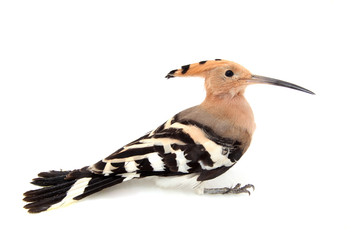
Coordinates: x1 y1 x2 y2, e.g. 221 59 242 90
248 75 315 95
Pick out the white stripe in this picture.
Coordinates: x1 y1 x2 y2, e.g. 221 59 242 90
125 161 138 172
47 177 92 211
149 117 173 136
120 172 140 181
106 155 147 163
148 152 165 171
164 117 173 129
149 117 174 137
103 162 115 175
141 138 184 153
124 142 155 150
174 151 190 173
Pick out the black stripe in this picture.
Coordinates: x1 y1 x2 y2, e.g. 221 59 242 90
31 175 69 186
197 166 231 181
215 59 222 61
110 162 126 173
106 147 156 160
136 158 153 172
199 61 207 64
139 171 185 178
92 160 107 171
168 69 177 75
165 69 178 79
105 147 125 160
153 121 166 134
65 167 92 180
171 114 179 124
125 132 152 147
181 64 190 74
153 128 195 144
162 153 178 172
228 148 243 162
37 170 71 178
154 145 165 153
186 161 202 173
198 151 212 167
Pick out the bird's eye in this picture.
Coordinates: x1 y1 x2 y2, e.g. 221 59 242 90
225 70 234 77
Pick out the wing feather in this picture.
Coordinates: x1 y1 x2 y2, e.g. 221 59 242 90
88 115 243 181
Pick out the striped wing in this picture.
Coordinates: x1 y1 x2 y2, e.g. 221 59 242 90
89 116 244 181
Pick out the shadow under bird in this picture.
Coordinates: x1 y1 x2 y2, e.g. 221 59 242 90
23 59 315 213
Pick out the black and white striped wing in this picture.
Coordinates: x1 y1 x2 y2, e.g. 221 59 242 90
23 116 245 213
89 116 244 182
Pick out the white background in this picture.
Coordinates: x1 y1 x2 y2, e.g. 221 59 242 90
1 0 359 239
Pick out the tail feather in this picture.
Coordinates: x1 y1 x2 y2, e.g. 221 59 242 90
73 177 125 200
24 192 69 213
23 168 131 213
23 180 76 202
31 175 71 186
37 170 72 178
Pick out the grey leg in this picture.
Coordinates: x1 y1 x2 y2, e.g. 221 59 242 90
203 183 255 195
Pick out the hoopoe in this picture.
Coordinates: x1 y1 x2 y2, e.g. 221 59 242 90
23 59 314 213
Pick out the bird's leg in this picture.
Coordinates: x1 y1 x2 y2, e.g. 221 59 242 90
203 183 255 195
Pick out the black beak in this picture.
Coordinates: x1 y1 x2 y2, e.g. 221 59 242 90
248 75 315 95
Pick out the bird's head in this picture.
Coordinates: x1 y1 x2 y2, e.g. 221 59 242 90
166 59 315 98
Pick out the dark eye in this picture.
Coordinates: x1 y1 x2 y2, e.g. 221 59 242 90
225 70 234 77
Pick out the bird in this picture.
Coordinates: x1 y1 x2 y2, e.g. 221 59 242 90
23 59 315 213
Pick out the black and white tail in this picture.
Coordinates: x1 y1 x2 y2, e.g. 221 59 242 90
23 167 126 213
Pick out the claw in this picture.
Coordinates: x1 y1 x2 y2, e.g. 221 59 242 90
228 183 254 195
243 184 255 191
233 183 242 190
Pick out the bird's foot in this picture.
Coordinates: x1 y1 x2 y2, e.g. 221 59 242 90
203 183 255 195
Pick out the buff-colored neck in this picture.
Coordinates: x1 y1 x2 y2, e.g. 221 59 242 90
200 92 256 137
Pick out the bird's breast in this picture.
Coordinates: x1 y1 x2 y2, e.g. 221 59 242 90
177 101 255 154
